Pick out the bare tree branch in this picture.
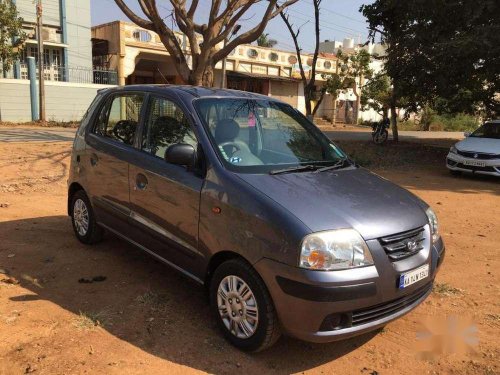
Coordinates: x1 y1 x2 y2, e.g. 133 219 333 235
114 0 298 86
114 0 154 30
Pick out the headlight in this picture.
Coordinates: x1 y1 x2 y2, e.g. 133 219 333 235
426 207 440 243
449 146 458 154
299 229 374 271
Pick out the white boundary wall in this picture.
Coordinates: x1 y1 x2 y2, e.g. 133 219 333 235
0 79 115 122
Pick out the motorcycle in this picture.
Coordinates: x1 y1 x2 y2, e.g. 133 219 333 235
372 118 390 144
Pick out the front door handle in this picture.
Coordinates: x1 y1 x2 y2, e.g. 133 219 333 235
135 173 148 191
90 153 98 167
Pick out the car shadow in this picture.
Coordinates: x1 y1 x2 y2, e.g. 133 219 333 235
1 216 377 374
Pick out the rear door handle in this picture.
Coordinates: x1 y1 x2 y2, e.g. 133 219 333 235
90 153 98 166
135 173 148 191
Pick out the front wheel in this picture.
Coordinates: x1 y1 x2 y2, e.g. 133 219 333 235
210 259 281 352
70 190 103 244
373 130 388 144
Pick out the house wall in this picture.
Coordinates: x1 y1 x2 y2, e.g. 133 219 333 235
15 0 92 69
0 79 114 122
16 0 60 26
65 0 92 69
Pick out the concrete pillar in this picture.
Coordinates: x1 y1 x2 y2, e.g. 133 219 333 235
27 57 39 121
118 55 126 86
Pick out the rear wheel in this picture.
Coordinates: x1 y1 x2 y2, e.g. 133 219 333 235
210 259 281 352
70 190 103 244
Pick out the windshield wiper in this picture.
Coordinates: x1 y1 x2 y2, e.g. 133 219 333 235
269 164 319 175
314 158 350 173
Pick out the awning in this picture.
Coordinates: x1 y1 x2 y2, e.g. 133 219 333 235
227 71 297 82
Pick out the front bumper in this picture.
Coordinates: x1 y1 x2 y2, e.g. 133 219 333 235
254 236 445 343
446 152 500 176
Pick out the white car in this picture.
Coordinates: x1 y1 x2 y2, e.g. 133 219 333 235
446 120 500 177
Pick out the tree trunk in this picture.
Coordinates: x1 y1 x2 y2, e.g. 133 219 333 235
331 95 337 125
202 65 215 87
304 86 313 118
312 90 326 117
390 102 398 142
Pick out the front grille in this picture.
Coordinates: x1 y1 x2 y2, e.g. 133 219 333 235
456 163 497 172
351 283 432 326
457 150 500 160
379 227 425 261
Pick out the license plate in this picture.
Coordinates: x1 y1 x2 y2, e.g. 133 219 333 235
464 159 486 167
399 264 429 289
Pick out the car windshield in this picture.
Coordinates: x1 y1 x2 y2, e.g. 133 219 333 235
470 122 500 139
194 98 349 173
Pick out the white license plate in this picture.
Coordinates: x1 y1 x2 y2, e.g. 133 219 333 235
399 264 429 289
464 159 486 167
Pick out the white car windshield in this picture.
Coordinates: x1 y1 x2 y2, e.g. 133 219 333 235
194 98 349 174
470 122 500 140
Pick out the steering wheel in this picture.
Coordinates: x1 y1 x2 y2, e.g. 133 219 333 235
219 141 241 155
112 120 136 144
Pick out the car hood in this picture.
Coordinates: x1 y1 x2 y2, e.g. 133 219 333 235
456 137 500 154
237 168 429 240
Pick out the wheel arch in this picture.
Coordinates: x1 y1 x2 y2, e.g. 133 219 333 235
205 251 253 286
67 182 85 215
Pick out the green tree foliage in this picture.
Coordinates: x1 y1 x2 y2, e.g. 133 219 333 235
0 0 25 73
256 33 277 48
360 72 391 117
361 0 500 117
333 49 373 124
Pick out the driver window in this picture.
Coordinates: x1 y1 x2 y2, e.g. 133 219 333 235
94 94 144 146
141 96 197 159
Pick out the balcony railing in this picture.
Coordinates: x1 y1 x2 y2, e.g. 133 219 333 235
3 63 117 85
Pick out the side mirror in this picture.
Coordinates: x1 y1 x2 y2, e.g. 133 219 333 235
165 143 196 167
464 132 471 137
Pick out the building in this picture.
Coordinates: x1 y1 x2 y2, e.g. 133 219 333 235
92 21 339 117
0 0 117 122
319 38 388 123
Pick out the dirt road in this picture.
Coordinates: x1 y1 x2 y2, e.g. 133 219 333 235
0 140 498 374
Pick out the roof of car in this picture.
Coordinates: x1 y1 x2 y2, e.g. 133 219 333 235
101 84 274 101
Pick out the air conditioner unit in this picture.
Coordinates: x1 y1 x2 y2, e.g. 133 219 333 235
42 28 58 43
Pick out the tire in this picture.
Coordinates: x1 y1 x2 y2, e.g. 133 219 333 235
373 130 388 144
70 190 103 244
210 258 281 352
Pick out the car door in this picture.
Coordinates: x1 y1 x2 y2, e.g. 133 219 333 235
85 92 146 234
127 94 205 278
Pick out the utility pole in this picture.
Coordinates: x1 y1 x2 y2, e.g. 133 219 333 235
36 0 46 122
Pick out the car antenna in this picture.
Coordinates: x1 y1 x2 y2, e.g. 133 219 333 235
157 68 170 84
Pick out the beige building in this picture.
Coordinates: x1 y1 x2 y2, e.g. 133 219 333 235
91 21 339 117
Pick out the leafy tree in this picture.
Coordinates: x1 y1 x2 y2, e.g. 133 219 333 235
360 72 391 119
335 49 373 124
361 0 500 124
257 33 277 48
114 0 298 87
0 0 25 74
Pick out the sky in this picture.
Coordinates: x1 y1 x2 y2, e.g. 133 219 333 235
90 0 372 53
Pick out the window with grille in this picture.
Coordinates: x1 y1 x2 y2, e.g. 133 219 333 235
141 96 197 159
93 94 145 146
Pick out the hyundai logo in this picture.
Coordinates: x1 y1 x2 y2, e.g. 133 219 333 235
406 240 418 251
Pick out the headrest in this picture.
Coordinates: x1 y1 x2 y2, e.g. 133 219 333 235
215 119 240 143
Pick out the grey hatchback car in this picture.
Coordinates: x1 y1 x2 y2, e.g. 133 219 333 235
68 85 445 351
